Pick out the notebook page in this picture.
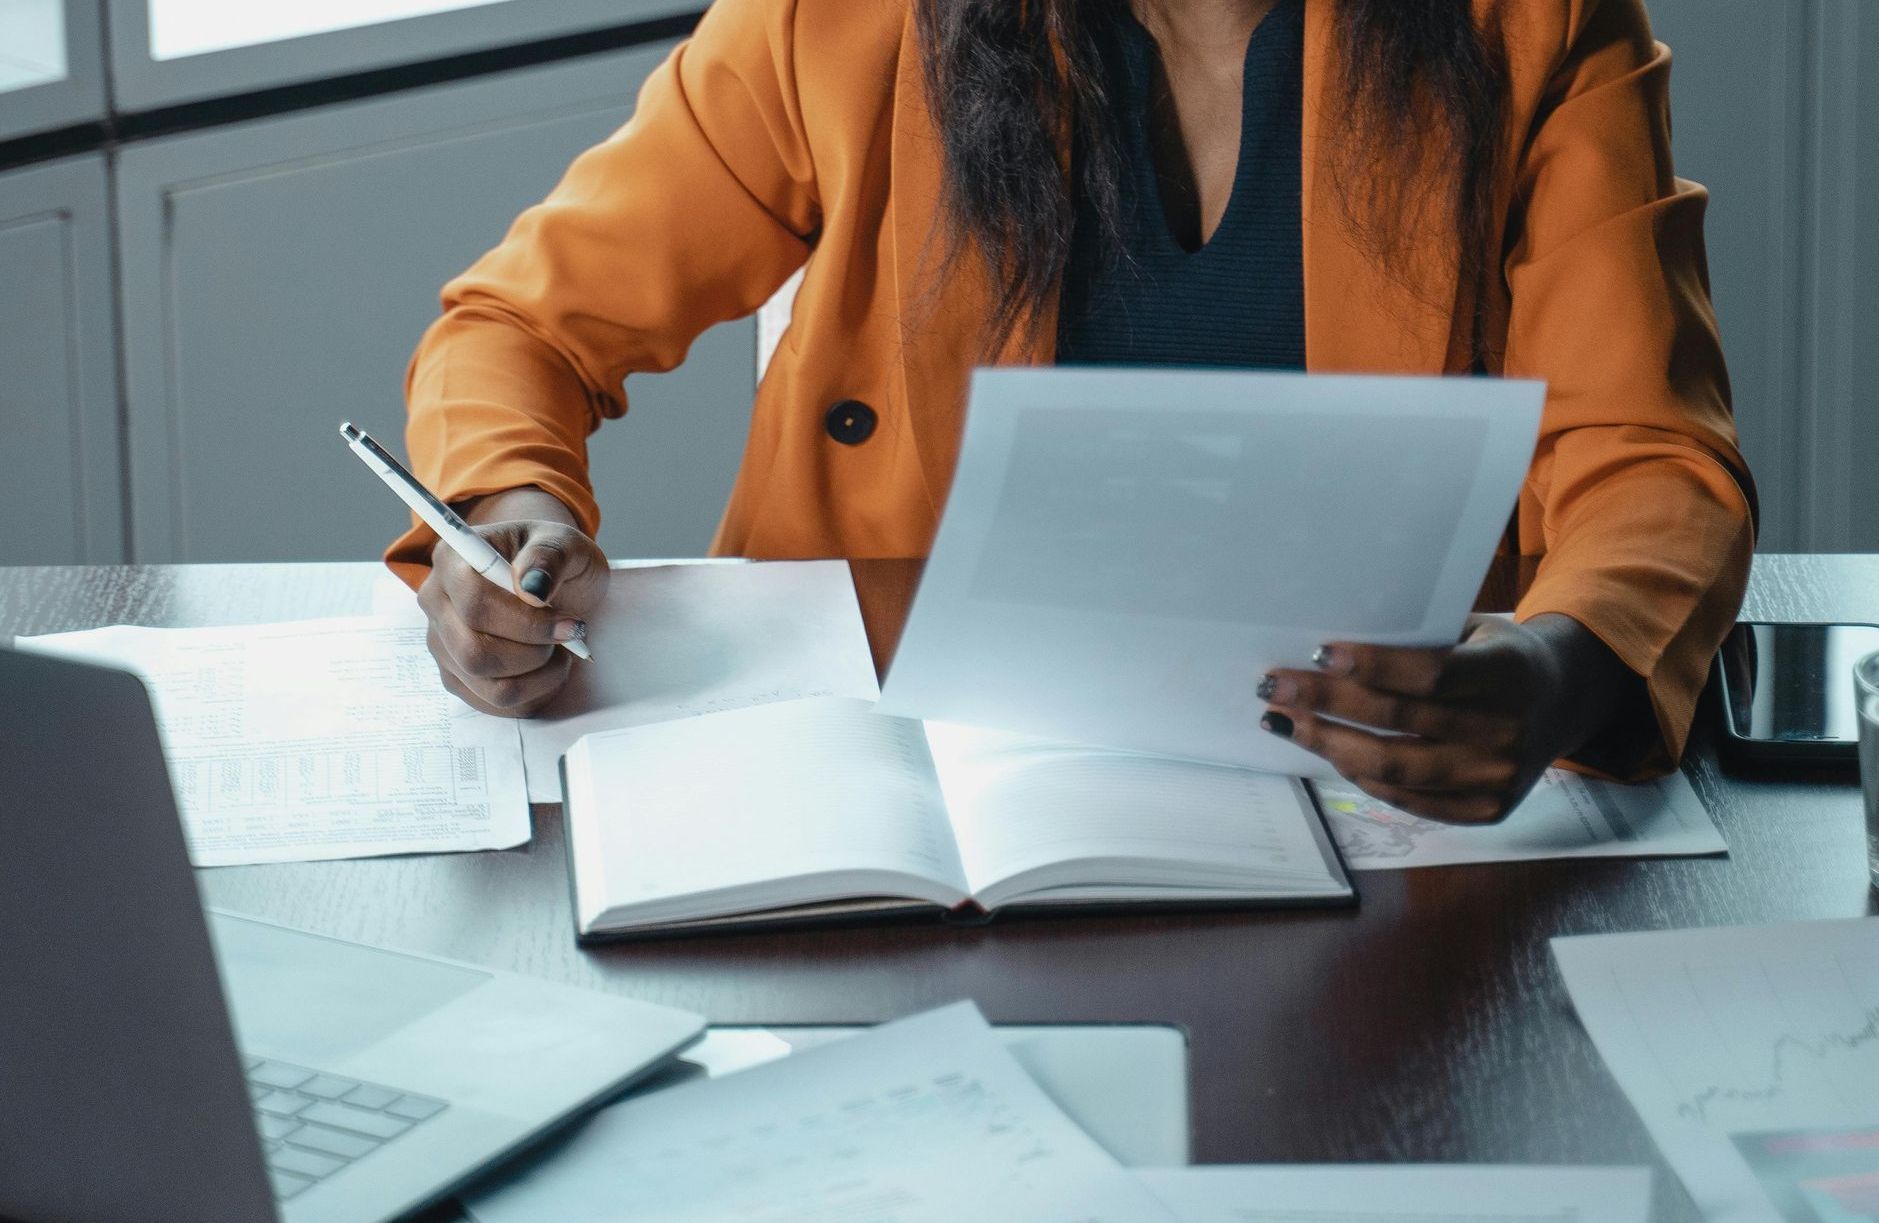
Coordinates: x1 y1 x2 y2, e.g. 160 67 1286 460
463 1002 1175 1223
922 723 1339 905
566 698 969 927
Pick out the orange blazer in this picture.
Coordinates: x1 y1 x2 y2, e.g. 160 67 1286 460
392 0 1756 770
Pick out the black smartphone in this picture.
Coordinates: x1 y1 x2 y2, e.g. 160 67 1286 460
1715 621 1879 765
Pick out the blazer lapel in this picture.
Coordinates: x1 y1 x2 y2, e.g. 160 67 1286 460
1300 0 1461 374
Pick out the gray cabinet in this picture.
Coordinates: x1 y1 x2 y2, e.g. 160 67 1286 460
0 0 107 141
116 43 756 563
0 153 123 563
108 0 701 112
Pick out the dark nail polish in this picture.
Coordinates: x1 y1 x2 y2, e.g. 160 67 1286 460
1311 646 1334 671
1255 674 1277 701
519 568 551 600
1261 711 1295 739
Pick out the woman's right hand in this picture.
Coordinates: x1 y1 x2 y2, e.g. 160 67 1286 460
415 488 610 717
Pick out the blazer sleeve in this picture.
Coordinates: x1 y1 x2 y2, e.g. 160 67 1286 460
1501 0 1756 773
385 0 817 584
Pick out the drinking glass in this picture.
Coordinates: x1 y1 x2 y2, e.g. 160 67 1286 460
1856 650 1879 890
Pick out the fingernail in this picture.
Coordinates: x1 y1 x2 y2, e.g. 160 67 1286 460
1261 711 1295 739
519 568 551 600
1255 673 1277 701
1313 645 1349 675
554 619 587 644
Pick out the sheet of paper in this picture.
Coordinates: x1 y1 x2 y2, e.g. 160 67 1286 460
379 559 880 802
1135 1164 1653 1222
462 1001 1176 1223
14 618 528 867
879 368 1544 776
1553 917 1879 1223
1315 767 1726 870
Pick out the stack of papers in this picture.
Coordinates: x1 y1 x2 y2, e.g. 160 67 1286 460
373 557 882 802
14 551 1726 880
461 1001 1653 1222
16 560 881 866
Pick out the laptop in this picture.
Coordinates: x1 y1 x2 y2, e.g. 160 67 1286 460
0 646 705 1223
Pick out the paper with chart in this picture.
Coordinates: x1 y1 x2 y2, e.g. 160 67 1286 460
1135 1164 1652 1222
1553 917 1879 1223
14 618 528 866
1314 767 1725 870
379 559 880 801
880 368 1544 776
462 1001 1175 1223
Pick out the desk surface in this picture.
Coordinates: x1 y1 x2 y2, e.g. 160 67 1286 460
4 554 1876 1223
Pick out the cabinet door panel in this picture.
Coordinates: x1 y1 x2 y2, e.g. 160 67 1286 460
108 0 700 112
0 154 122 563
118 44 756 562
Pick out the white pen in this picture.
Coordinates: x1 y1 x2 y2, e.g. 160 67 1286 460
339 422 591 660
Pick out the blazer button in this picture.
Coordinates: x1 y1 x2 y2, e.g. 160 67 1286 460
825 399 877 446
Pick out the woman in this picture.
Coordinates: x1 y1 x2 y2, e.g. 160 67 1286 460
389 0 1755 824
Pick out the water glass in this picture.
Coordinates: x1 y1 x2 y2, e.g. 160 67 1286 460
1856 651 1879 890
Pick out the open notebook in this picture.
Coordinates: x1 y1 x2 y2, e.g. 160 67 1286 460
562 697 1353 940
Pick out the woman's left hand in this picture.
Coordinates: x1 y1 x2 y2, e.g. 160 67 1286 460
1257 613 1635 824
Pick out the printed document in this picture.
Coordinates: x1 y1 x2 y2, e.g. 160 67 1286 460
1316 767 1725 870
1554 917 1879 1222
1136 1164 1652 1222
462 1001 1176 1223
379 559 881 802
15 618 528 866
880 368 1544 776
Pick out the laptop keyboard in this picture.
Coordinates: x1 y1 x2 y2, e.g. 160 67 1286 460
244 1057 448 1201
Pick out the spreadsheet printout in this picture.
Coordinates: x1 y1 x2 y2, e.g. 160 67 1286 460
15 617 529 866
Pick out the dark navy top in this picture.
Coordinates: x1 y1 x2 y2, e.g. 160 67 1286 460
1056 0 1306 369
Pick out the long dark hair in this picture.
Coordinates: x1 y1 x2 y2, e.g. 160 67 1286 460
914 0 1508 359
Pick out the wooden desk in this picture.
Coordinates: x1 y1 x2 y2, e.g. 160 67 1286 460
3 555 1876 1222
